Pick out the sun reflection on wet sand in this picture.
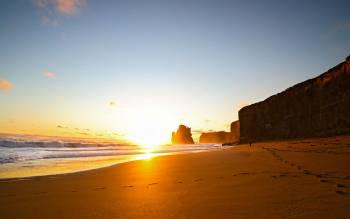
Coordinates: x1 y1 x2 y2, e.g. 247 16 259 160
137 148 156 160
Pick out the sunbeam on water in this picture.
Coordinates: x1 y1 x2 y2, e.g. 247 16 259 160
0 135 229 179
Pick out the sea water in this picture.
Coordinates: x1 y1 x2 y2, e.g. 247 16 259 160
0 134 225 179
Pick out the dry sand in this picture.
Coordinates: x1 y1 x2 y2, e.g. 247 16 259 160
1 135 350 218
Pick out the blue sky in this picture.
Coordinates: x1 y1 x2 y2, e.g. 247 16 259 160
0 0 350 143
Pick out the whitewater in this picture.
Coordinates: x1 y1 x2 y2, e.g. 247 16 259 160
0 134 226 179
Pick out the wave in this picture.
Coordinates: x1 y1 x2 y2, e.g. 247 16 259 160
0 136 224 165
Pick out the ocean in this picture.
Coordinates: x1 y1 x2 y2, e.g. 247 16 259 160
0 134 226 179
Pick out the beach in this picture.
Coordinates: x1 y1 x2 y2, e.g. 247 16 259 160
1 135 350 218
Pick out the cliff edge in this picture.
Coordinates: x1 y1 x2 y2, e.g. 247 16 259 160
239 56 350 143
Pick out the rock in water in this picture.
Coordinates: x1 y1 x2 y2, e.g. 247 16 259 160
172 125 194 144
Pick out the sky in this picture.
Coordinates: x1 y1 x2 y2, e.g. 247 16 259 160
1 0 350 144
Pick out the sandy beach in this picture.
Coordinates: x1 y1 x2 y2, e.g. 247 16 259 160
0 135 349 218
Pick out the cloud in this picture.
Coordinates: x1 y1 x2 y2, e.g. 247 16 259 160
0 79 14 91
35 0 49 8
34 0 86 25
43 71 56 79
56 0 85 15
192 129 204 134
203 119 211 123
332 21 350 33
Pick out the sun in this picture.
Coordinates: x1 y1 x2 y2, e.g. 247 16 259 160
128 126 168 148
124 102 176 148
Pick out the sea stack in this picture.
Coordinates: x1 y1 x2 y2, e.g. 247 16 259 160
171 125 194 144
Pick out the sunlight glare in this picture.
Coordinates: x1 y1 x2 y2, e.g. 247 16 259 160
124 101 177 147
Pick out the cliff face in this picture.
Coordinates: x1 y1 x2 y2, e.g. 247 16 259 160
239 56 350 143
199 131 232 143
230 120 240 143
172 125 194 144
199 120 240 144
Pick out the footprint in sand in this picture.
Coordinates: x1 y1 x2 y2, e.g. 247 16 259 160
335 190 347 195
122 185 134 188
336 184 347 188
34 191 48 195
3 194 16 197
94 187 106 190
148 182 158 186
303 170 312 175
194 178 203 182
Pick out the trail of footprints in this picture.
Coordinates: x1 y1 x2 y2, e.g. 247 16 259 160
0 170 270 198
264 146 350 196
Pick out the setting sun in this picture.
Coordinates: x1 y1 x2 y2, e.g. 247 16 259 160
124 101 177 147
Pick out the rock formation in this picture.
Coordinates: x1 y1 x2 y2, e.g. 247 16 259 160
199 131 232 143
199 120 240 144
239 55 350 143
171 125 194 144
230 120 240 143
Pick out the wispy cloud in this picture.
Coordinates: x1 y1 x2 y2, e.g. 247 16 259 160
192 129 204 134
34 0 86 25
56 0 85 15
0 79 14 92
43 71 56 79
35 0 49 8
332 21 350 33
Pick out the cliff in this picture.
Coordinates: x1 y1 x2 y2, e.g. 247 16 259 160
239 56 350 143
199 131 232 143
230 120 240 143
172 125 194 144
199 120 240 144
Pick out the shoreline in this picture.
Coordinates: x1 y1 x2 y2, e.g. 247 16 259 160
0 146 231 181
1 135 350 218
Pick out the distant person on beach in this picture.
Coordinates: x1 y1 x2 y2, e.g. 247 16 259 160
249 142 252 148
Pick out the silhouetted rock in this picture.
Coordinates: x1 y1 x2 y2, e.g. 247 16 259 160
239 55 350 143
172 125 194 144
230 120 240 143
199 131 232 143
199 120 240 144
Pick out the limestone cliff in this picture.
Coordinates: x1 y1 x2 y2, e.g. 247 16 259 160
199 120 240 144
239 56 350 143
230 120 240 143
172 125 194 144
199 131 232 143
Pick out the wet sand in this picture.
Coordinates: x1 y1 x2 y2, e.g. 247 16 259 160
1 135 350 218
